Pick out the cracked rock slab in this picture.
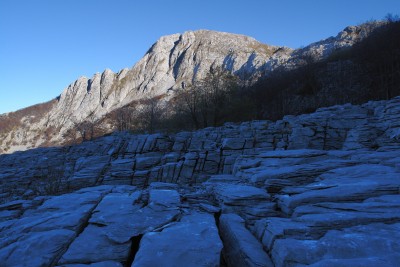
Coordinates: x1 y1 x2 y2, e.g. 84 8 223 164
0 229 76 267
132 212 222 267
219 213 273 267
271 223 400 267
59 200 180 264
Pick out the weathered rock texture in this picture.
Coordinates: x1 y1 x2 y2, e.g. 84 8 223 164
0 97 399 266
0 22 383 154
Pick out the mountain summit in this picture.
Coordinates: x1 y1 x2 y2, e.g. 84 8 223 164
0 23 382 153
52 30 280 124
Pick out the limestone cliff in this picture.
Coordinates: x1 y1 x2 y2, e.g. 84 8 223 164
0 22 383 154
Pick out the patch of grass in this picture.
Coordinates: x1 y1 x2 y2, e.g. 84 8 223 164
249 43 276 56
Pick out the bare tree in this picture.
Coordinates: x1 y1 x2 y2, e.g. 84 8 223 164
64 112 103 143
201 66 239 126
174 66 239 128
114 106 135 131
135 95 167 134
174 84 202 129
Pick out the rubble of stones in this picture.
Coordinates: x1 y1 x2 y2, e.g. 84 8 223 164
0 97 399 266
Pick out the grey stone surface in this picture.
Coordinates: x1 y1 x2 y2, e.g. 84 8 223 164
58 224 132 264
149 189 180 207
0 187 112 266
132 212 222 267
0 229 76 267
276 164 400 215
2 97 400 204
212 184 276 222
0 97 400 266
102 158 135 185
59 189 180 264
68 155 110 189
220 213 273 267
271 223 400 267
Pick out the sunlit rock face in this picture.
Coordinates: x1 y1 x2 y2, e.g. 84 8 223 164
0 97 399 266
0 22 383 154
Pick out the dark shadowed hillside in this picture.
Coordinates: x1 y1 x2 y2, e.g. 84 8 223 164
240 19 400 121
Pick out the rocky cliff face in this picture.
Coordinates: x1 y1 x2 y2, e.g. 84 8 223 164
50 30 279 124
0 22 383 154
0 97 399 266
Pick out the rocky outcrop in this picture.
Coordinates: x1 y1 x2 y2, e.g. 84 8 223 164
0 97 399 266
1 96 398 203
0 22 384 154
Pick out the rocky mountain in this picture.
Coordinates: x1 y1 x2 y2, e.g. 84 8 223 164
0 96 399 266
0 22 383 154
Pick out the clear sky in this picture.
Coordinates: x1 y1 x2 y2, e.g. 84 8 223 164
0 0 399 114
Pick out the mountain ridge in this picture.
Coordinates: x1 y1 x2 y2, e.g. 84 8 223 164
0 22 384 154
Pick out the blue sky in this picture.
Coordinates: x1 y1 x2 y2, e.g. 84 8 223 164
0 0 399 114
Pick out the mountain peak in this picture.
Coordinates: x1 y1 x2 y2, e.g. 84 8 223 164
0 22 384 153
